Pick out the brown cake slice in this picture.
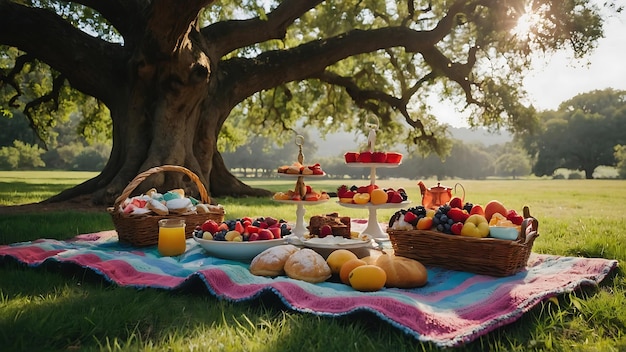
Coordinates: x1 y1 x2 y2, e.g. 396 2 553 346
308 212 351 238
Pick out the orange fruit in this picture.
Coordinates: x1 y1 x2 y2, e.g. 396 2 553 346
348 265 387 292
369 189 388 205
339 258 367 284
352 193 370 204
326 249 358 275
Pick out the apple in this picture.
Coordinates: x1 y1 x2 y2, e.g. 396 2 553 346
344 152 359 163
372 151 387 163
385 152 403 164
357 151 372 163
460 214 490 238
449 196 464 209
247 232 259 241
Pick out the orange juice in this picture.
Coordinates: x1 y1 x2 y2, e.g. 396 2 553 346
157 219 186 256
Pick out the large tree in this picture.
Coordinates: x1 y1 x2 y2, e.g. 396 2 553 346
0 0 612 205
526 88 626 179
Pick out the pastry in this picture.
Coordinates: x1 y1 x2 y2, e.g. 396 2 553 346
147 198 169 215
309 212 351 238
249 245 300 277
375 254 428 288
284 248 332 283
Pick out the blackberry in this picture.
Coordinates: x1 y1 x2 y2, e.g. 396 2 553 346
463 202 473 213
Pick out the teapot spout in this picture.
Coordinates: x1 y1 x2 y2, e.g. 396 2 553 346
417 181 427 197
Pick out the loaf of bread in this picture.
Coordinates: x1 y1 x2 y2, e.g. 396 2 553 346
249 245 300 277
375 254 428 288
284 248 332 283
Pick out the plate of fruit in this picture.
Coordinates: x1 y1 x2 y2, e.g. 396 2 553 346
193 217 290 261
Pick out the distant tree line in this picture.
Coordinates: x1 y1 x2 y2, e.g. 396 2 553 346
1 89 625 179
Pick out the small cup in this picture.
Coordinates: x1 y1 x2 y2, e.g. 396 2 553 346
157 219 186 256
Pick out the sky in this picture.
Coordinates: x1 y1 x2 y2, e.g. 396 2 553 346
439 8 626 128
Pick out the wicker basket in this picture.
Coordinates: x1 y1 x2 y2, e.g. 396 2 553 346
387 207 539 277
108 165 225 247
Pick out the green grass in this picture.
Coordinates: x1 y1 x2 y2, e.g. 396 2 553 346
1 172 625 351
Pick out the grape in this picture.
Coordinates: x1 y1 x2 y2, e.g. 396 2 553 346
440 214 448 223
436 224 444 232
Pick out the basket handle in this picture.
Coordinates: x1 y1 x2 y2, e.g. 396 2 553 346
518 206 539 244
113 165 210 211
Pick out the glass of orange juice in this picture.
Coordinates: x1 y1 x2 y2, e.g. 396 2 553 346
157 219 186 256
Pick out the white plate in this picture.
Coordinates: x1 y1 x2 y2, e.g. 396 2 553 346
193 236 288 261
345 162 400 168
273 199 330 205
300 237 374 249
276 172 326 177
337 200 410 209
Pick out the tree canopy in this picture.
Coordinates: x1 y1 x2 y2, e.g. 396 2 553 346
0 0 616 204
525 88 626 179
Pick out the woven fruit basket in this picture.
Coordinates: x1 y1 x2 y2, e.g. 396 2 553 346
387 207 539 277
108 165 224 247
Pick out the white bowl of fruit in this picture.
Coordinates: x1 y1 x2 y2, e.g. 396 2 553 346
193 217 290 261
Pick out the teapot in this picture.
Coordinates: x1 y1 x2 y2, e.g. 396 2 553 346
417 181 465 210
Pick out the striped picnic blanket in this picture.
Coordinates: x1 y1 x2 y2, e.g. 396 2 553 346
0 230 617 347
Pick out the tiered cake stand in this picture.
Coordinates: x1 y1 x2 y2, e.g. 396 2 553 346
273 135 328 238
337 118 408 239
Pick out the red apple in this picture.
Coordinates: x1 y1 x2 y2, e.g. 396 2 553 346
385 152 403 164
344 152 359 163
247 232 259 241
357 151 372 163
372 151 387 163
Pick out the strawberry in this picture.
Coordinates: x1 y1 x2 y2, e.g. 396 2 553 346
506 209 524 225
337 185 353 198
403 211 419 226
234 221 245 234
201 219 219 234
450 222 464 235
447 208 469 223
388 191 404 203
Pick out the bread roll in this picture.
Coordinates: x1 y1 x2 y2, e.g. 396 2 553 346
375 254 428 288
249 245 299 277
284 248 331 283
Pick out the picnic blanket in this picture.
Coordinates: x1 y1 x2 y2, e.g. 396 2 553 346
0 229 618 348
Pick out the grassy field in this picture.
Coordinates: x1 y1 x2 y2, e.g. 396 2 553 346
0 171 625 351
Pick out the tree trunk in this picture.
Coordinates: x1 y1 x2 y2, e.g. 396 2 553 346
45 15 271 207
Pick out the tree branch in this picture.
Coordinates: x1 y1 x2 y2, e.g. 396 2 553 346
202 0 323 58
0 0 126 105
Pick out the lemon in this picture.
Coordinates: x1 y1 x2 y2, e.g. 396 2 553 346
326 249 358 275
369 188 388 205
349 265 387 292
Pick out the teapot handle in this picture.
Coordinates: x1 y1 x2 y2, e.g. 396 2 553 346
454 183 466 201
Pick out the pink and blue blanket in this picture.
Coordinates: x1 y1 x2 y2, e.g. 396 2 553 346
0 230 617 347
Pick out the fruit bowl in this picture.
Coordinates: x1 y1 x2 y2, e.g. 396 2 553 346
193 237 288 261
489 226 519 240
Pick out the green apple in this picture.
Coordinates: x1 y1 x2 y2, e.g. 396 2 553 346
460 214 490 238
